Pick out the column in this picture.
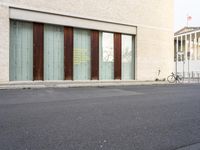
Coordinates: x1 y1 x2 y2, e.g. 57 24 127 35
195 32 197 60
181 35 183 61
185 35 188 61
91 30 99 80
114 33 122 80
33 23 44 80
175 36 178 75
0 5 9 82
64 27 73 80
197 32 200 60
190 34 192 61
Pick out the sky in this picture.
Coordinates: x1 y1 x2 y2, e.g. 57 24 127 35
174 0 200 32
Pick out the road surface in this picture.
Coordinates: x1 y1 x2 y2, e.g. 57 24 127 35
0 84 200 150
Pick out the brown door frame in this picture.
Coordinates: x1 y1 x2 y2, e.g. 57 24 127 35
114 33 122 80
64 27 74 80
33 23 44 80
91 30 99 80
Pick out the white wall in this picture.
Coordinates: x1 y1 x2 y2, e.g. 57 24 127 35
0 0 174 82
0 5 9 83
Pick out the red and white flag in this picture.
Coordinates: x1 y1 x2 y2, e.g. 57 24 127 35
187 15 192 21
187 15 192 26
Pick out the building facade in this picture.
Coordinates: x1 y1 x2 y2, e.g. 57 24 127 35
174 27 200 77
0 0 174 83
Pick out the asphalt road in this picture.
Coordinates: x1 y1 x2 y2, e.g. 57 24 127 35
0 84 200 150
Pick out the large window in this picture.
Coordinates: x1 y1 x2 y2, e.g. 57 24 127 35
99 32 114 80
73 29 91 80
121 35 134 80
10 20 135 81
10 20 33 81
44 24 64 80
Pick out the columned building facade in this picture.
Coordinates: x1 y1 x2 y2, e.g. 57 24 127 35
174 27 200 77
0 0 174 83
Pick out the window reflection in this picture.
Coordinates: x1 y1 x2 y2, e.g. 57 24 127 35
99 32 114 80
44 24 64 80
73 29 91 80
122 35 134 80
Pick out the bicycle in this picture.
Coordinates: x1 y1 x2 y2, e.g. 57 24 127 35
167 72 183 83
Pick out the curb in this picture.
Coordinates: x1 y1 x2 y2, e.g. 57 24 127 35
0 81 169 90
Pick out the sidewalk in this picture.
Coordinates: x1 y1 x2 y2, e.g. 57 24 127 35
0 80 169 90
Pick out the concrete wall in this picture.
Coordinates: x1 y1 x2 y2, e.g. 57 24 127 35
0 5 9 83
137 26 174 80
0 0 174 82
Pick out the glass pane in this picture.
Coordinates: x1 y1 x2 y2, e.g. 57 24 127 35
73 29 91 80
44 24 64 80
122 35 134 80
99 32 114 80
10 20 33 81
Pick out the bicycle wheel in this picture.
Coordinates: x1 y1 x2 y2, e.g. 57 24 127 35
167 75 176 83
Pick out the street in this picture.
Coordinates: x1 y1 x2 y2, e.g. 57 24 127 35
0 84 200 150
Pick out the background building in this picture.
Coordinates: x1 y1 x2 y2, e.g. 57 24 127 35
0 0 174 83
174 27 200 77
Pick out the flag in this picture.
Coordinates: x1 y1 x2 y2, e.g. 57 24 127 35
187 16 192 21
187 15 192 27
